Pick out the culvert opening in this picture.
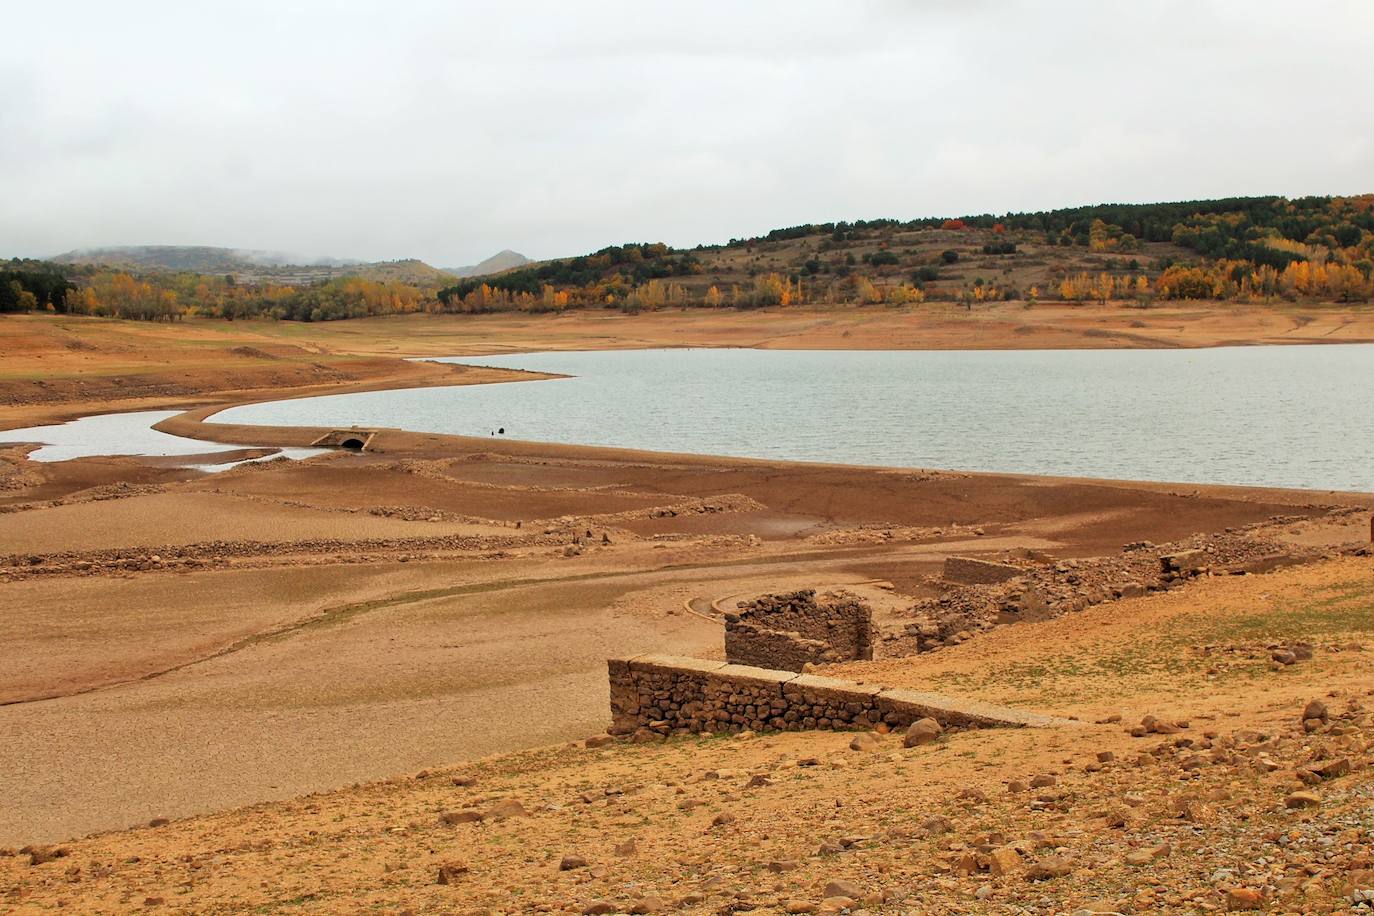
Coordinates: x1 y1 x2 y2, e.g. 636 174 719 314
310 430 377 451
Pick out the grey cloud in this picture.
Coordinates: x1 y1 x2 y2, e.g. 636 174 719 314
2 1 1372 266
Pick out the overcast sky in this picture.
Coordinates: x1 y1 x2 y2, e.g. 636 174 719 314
3 1 1371 266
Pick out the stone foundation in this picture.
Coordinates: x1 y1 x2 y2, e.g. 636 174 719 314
607 654 1072 737
942 555 1025 585
724 589 873 672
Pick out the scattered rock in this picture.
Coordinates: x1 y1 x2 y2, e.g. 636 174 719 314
484 799 529 820
917 816 953 837
849 732 880 752
823 880 862 899
986 846 1021 876
1026 856 1073 880
436 862 469 884
1124 844 1170 865
27 847 69 866
1225 887 1265 910
903 718 943 748
439 809 483 825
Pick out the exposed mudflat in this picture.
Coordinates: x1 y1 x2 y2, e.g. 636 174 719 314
2 309 1373 912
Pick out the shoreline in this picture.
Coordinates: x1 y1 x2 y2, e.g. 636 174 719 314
0 344 1361 502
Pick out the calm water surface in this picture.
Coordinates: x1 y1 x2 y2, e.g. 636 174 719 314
213 346 1374 491
0 410 324 470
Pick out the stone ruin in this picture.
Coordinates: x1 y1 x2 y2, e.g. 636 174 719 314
942 555 1024 585
883 524 1339 656
724 589 873 672
607 654 1070 738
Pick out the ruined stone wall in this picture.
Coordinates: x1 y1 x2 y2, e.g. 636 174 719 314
607 654 1067 738
942 556 1025 585
724 589 873 672
883 528 1330 657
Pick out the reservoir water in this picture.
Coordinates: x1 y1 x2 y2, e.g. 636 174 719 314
0 410 324 471
206 345 1367 491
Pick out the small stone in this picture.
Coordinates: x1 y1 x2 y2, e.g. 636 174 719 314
147 817 169 828
584 734 614 748
1096 751 1115 763
1314 758 1352 779
438 809 483 825
1303 699 1329 722
560 854 588 871
582 903 617 915
436 862 469 884
711 811 736 827
1026 856 1073 880
904 717 944 747
1225 887 1265 910
1125 844 1170 865
614 839 637 857
1029 774 1057 788
918 816 952 837
987 846 1021 876
484 799 528 819
27 847 69 866
1285 790 1321 809
630 897 664 914
823 880 862 899
784 903 818 915
849 733 880 752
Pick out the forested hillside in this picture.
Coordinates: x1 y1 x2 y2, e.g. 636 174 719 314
5 195 1372 321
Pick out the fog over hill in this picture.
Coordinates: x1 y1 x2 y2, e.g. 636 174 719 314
50 245 364 273
50 245 531 283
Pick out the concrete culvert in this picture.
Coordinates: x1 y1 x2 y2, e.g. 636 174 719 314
309 429 377 451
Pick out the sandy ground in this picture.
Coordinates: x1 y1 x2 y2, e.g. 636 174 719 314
1 308 1373 912
3 555 1372 914
2 427 1368 845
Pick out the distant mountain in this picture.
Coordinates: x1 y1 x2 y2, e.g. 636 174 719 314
443 249 531 278
51 245 363 273
49 245 454 286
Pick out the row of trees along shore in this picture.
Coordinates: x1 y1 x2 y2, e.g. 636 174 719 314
4 195 1372 320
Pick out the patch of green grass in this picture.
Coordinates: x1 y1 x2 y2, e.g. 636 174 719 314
934 576 1374 704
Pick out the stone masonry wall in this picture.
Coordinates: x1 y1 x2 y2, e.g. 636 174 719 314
724 589 873 672
607 654 1069 738
942 555 1025 585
